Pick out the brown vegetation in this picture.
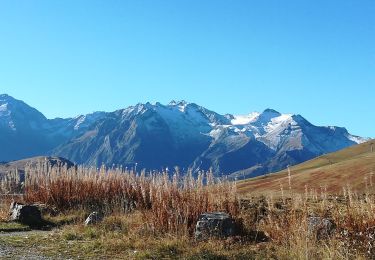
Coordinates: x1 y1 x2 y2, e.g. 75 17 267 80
21 164 238 235
1 141 375 259
238 140 375 195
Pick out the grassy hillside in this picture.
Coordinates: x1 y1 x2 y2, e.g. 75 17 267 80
2 148 375 258
237 139 375 195
0 156 74 174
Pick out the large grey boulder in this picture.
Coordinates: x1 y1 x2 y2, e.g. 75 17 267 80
84 211 103 226
9 202 43 226
307 217 336 239
195 212 239 240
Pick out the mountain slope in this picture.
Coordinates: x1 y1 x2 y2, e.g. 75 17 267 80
0 94 106 162
0 94 368 176
0 94 52 161
53 101 365 175
53 102 217 169
0 156 74 175
237 140 375 195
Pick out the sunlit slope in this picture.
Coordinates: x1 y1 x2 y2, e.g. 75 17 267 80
237 140 375 195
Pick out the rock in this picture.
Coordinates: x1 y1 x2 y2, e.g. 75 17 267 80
246 230 270 242
84 212 103 226
9 202 43 226
32 203 59 216
195 212 239 240
307 216 336 239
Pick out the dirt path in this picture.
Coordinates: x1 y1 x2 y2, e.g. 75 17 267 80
0 230 55 260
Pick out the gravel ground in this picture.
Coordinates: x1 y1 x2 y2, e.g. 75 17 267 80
0 231 55 260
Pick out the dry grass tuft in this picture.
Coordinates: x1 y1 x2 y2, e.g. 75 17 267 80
2 158 375 258
239 184 375 259
19 163 239 235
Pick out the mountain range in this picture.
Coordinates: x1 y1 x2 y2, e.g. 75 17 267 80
0 94 367 177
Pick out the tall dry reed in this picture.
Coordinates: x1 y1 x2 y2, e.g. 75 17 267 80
22 163 238 235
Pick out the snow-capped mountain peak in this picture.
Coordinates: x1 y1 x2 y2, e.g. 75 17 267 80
167 100 189 112
253 108 282 124
168 100 188 106
0 94 369 177
0 94 47 131
231 112 260 125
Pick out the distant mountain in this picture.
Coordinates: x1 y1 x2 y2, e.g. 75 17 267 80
0 156 74 176
0 94 368 177
0 94 106 161
0 94 50 161
0 156 74 193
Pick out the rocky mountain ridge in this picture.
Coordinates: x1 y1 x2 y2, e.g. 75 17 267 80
0 94 367 177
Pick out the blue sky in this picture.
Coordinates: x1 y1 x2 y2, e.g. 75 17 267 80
0 1 374 137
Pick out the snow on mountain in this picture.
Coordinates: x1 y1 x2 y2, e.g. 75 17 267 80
0 94 47 131
231 112 260 125
346 134 368 144
113 101 367 170
0 103 8 113
72 112 107 131
0 94 368 177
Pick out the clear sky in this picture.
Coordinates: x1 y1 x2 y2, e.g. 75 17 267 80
0 1 374 137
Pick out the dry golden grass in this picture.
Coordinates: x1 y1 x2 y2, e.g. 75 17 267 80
20 164 239 235
238 188 375 259
2 190 375 259
0 198 9 221
238 140 375 195
0 194 23 221
1 142 375 258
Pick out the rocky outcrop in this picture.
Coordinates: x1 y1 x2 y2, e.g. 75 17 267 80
195 212 239 240
307 216 336 239
9 202 43 227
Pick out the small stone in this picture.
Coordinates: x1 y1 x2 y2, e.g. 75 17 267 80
84 212 103 226
307 216 336 239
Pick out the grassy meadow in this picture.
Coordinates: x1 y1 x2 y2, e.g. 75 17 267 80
238 140 375 195
0 141 375 259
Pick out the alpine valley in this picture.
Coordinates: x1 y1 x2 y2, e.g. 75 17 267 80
0 94 367 178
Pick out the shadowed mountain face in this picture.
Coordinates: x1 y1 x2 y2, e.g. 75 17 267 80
0 94 106 162
0 94 367 177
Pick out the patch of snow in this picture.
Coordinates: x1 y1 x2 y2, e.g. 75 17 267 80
121 106 136 116
0 103 8 112
167 100 189 112
178 104 186 112
209 128 223 140
74 115 86 130
253 113 294 137
8 120 16 131
122 103 151 116
156 104 208 128
265 114 293 131
231 112 260 125
347 134 368 144
153 104 212 142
